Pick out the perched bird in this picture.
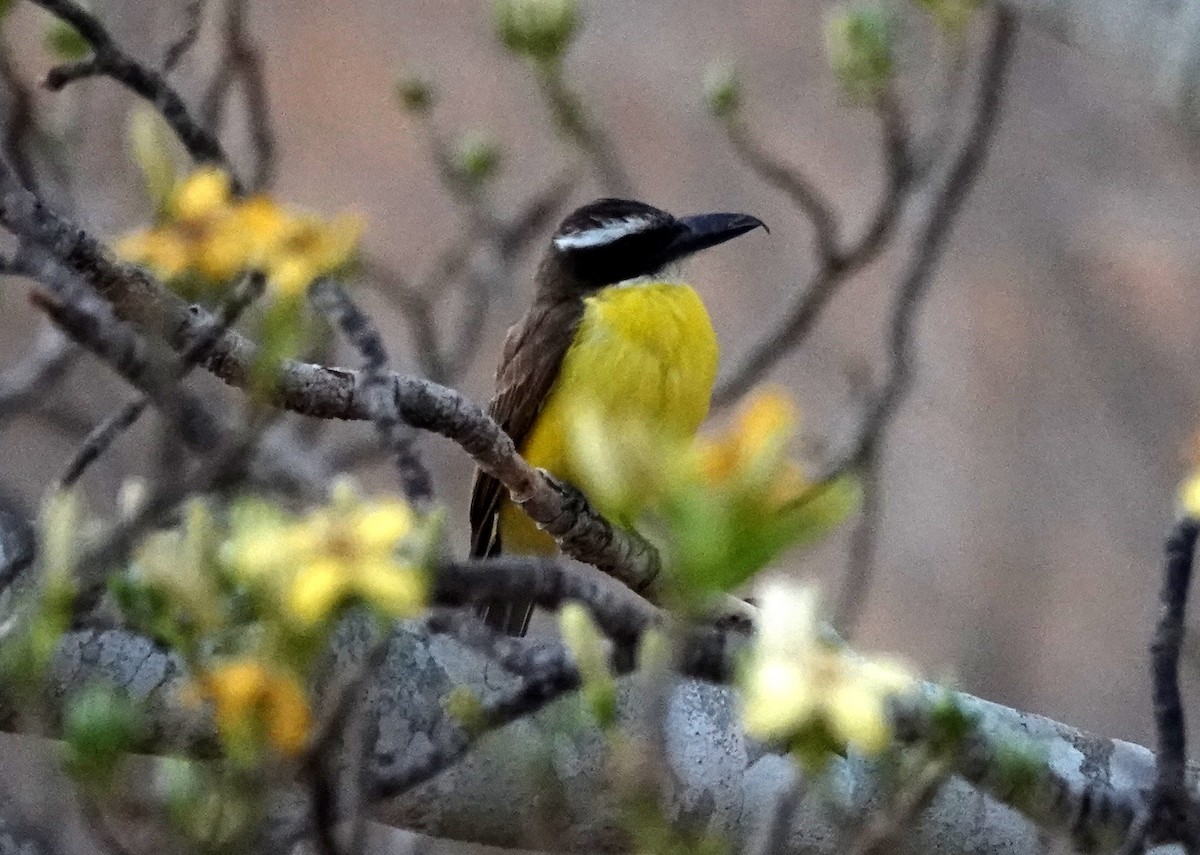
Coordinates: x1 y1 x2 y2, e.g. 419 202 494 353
469 198 766 635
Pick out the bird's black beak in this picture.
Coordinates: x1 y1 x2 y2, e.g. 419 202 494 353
667 212 768 261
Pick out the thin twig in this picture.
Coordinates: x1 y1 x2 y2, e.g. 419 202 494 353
0 324 77 421
1122 517 1200 852
17 248 222 455
834 442 882 636
534 61 631 195
30 0 237 186
58 272 265 488
207 0 274 190
723 117 840 267
366 258 450 383
845 757 950 855
0 41 40 193
712 89 914 409
308 279 434 504
161 0 208 73
817 8 1017 483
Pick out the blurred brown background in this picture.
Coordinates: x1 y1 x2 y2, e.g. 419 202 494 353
3 0 1200 749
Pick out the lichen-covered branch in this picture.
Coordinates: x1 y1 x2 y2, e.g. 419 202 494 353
0 616 1167 855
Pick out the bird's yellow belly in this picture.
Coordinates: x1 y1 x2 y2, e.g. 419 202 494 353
500 281 718 553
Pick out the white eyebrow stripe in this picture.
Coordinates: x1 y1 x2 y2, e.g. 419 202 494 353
552 216 656 250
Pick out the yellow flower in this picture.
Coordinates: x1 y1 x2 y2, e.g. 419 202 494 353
740 581 911 756
194 658 311 756
695 389 797 488
115 227 192 280
264 213 364 299
112 168 363 300
1180 472 1200 520
222 491 425 627
564 389 857 596
287 559 349 625
169 167 232 222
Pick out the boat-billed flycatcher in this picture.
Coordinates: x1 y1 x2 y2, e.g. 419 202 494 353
470 198 766 635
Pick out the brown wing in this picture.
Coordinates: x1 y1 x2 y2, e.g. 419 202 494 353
469 296 585 559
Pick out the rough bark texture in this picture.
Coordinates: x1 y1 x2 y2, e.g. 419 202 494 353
15 622 1171 854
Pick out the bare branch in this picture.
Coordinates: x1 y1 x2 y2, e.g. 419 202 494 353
161 0 208 73
0 325 77 422
534 61 631 195
843 9 1016 472
16 249 221 456
722 117 841 267
308 278 434 504
57 271 265 488
712 88 913 409
0 43 40 193
203 0 275 190
366 260 450 382
1119 517 1200 853
29 0 236 186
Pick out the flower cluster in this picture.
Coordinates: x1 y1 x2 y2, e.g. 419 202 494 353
117 483 430 761
740 581 911 760
222 486 428 627
569 389 859 599
115 167 363 300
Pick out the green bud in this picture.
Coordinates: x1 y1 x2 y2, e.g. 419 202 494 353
992 741 1046 809
64 685 139 785
913 0 979 34
444 687 487 734
453 130 503 184
40 488 81 581
393 74 436 114
494 0 579 64
703 61 742 120
560 603 616 725
825 4 896 105
127 107 181 218
44 18 90 62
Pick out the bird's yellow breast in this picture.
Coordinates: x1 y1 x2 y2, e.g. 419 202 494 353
500 281 718 553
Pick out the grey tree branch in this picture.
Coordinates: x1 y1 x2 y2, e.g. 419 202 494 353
0 325 77 422
57 271 264 489
308 278 434 504
827 9 1016 636
1 618 1165 855
534 61 632 196
161 0 208 73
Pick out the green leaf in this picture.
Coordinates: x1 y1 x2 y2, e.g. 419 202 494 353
127 105 182 217
44 19 90 62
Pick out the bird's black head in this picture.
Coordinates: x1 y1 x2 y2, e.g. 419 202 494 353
550 198 767 289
